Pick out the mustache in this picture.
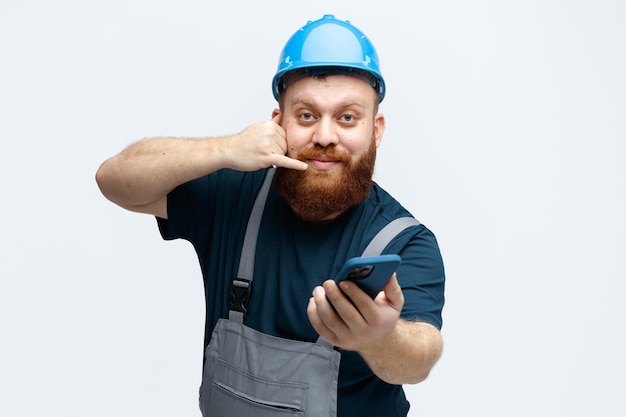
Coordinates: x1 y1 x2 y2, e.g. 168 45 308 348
295 145 351 164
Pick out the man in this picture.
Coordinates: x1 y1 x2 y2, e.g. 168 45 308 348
96 15 445 417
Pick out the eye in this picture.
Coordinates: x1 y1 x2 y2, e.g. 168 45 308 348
299 112 314 121
341 114 356 123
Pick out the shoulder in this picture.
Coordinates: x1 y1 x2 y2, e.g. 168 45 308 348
367 182 414 219
361 182 443 273
162 168 270 241
356 182 421 237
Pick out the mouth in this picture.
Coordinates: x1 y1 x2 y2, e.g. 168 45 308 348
306 157 342 171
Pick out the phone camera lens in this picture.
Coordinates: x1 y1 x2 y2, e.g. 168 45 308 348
347 265 374 280
357 265 373 278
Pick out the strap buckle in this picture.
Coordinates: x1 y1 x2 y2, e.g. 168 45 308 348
229 278 252 318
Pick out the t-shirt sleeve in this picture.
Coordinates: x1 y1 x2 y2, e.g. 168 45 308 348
388 225 446 329
155 169 267 249
156 175 212 245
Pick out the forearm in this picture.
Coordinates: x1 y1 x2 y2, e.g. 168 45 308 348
96 117 307 213
359 320 443 385
96 136 227 208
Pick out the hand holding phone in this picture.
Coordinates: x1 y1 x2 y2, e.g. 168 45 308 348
334 254 402 299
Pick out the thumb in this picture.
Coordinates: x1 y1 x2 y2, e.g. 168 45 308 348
378 273 404 311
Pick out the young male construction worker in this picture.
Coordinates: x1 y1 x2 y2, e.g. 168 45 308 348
96 14 445 417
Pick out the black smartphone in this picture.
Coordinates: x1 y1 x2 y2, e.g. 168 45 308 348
334 254 402 298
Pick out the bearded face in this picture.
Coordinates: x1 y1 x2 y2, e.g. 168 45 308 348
273 138 377 224
271 74 385 224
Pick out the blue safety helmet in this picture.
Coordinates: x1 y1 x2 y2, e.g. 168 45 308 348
272 15 386 102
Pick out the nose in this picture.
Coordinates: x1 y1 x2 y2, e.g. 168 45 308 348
312 117 339 147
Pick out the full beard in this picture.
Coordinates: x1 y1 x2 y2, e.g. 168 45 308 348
273 139 377 224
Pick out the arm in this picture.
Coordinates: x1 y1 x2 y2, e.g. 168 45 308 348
307 275 443 385
359 316 443 385
95 114 307 217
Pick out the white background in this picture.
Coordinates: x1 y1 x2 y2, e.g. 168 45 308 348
1 1 625 416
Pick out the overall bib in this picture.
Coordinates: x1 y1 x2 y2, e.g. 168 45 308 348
199 168 420 416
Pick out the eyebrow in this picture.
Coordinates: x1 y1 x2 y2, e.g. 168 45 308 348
288 97 368 110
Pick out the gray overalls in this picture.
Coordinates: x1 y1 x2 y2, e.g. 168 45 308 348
199 168 420 416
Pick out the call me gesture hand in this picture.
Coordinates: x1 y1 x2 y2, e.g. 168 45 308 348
223 113 308 172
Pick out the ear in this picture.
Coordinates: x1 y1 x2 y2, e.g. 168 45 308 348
271 108 282 122
373 113 386 147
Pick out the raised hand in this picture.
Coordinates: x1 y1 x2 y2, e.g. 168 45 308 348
223 113 308 172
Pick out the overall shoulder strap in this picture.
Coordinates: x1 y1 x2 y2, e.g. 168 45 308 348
361 217 421 257
229 168 275 323
237 168 276 281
